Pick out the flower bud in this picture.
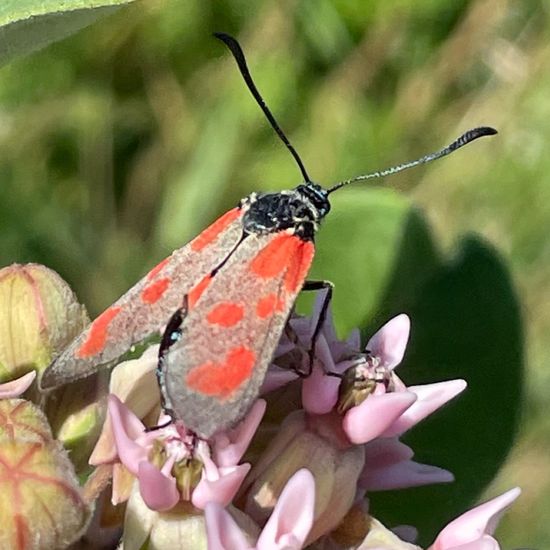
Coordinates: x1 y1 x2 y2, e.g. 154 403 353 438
0 397 52 442
0 263 88 381
122 482 258 550
0 402 90 548
243 410 365 545
326 506 420 550
47 376 108 473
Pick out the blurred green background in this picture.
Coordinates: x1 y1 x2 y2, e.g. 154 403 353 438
0 0 548 547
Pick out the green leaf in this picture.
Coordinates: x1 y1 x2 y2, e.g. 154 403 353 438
0 0 136 66
303 187 441 337
369 236 524 544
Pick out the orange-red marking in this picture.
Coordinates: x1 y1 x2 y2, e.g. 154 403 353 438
146 257 170 281
185 346 256 399
256 293 285 318
249 234 301 279
190 208 241 252
141 277 171 304
206 302 244 327
188 274 212 308
284 240 315 292
77 306 122 358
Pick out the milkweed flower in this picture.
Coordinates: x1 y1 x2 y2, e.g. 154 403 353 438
429 487 522 550
205 469 315 550
102 393 265 511
0 370 36 398
241 294 463 545
79 289 520 550
0 262 524 549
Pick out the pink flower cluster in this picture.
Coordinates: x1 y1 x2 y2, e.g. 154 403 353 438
86 292 521 549
106 394 265 511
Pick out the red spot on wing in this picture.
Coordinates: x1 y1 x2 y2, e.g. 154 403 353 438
77 306 122 358
249 234 301 279
188 275 212 308
256 293 285 318
147 257 170 281
190 208 241 252
207 302 244 327
186 346 256 399
141 277 171 304
284 240 315 292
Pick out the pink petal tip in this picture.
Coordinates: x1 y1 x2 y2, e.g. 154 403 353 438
0 371 36 398
431 487 521 549
138 461 180 511
366 314 411 370
343 392 417 444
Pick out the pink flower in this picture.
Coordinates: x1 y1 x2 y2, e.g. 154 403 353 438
205 468 315 550
430 487 521 550
243 297 464 545
297 297 466 447
0 371 36 399
360 437 454 491
106 394 265 511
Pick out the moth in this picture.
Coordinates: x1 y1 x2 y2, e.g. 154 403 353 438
41 33 496 438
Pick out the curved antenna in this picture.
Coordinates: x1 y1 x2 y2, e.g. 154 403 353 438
214 32 312 183
327 126 497 194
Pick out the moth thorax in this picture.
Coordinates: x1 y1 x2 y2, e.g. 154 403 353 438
242 188 326 239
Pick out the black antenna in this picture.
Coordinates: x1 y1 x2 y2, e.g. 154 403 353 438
327 126 497 194
214 32 312 183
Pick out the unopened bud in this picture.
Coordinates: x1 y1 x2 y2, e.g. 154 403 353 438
123 483 208 550
0 263 88 381
0 398 52 442
46 375 108 473
356 517 420 549
243 410 365 545
0 401 90 548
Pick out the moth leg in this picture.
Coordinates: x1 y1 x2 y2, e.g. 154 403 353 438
301 280 334 377
146 296 189 431
144 419 172 432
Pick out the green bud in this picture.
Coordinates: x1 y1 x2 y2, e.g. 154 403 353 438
0 400 90 549
0 263 88 382
0 398 52 442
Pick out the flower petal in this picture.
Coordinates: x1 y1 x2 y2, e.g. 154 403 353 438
214 400 266 467
363 438 414 469
111 462 135 505
383 380 467 437
343 392 417 444
302 360 339 415
360 459 454 491
0 371 36 398
430 488 521 549
366 314 410 369
256 468 315 550
91 346 160 465
261 366 299 394
205 502 250 550
192 462 251 510
346 328 361 352
138 461 180 511
440 535 500 550
108 394 149 475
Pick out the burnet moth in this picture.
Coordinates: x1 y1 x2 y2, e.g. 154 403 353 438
41 33 496 438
